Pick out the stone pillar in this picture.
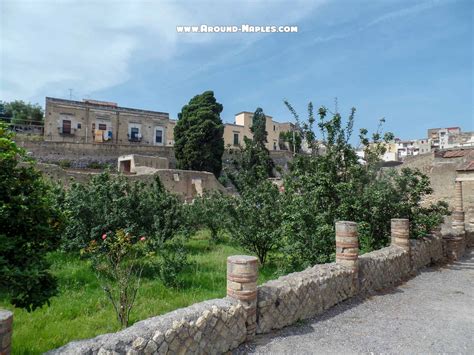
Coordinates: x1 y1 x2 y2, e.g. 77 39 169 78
335 221 359 289
391 218 410 252
452 181 465 233
0 310 13 355
227 255 258 340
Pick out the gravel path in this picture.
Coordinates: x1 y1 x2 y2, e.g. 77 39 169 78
235 249 474 354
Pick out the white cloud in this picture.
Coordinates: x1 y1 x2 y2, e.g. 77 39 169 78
0 0 325 103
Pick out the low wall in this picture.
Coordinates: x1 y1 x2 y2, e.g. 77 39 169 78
48 298 246 355
256 263 355 334
358 246 411 293
39 219 469 354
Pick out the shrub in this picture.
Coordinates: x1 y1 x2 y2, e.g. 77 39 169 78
82 229 150 328
227 180 284 264
188 192 231 243
0 122 63 311
61 173 184 251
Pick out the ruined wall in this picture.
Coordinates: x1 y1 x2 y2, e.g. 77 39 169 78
358 246 411 293
33 163 228 201
47 298 247 355
410 235 445 271
45 227 468 355
14 138 176 168
256 263 355 334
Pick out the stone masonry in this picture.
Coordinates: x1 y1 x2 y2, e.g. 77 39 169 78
0 310 13 355
44 218 469 354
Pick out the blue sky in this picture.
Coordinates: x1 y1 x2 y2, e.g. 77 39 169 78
1 0 472 141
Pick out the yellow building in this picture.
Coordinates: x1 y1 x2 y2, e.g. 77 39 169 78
44 97 175 147
223 111 294 151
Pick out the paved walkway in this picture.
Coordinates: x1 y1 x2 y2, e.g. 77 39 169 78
236 250 474 354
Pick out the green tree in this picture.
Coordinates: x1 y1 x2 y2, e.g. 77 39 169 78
228 180 284 264
0 122 61 311
174 91 224 176
62 173 183 251
225 108 275 190
83 229 151 328
1 100 44 124
280 102 449 271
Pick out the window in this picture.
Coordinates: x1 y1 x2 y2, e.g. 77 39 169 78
273 125 276 131
98 123 107 131
62 120 71 134
155 129 163 144
233 133 239 146
131 127 139 139
77 123 82 129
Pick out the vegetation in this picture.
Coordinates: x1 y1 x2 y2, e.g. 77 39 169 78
0 232 279 354
61 173 183 251
0 100 44 124
0 96 450 353
82 229 151 328
174 91 225 177
227 180 284 264
226 107 275 190
0 122 62 311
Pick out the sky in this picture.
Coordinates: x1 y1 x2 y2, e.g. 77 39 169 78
1 0 473 141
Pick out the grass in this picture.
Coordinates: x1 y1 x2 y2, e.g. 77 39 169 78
0 231 280 354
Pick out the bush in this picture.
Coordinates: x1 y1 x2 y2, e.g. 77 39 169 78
187 192 231 243
61 173 184 251
82 229 151 328
0 122 63 311
279 102 449 271
227 180 284 264
156 237 190 287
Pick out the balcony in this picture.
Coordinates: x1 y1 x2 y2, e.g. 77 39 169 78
58 127 76 135
127 133 142 143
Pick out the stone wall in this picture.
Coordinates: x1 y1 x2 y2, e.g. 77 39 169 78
410 235 445 271
32 163 228 202
47 298 247 355
14 138 176 168
358 246 411 293
256 263 355 334
44 219 469 354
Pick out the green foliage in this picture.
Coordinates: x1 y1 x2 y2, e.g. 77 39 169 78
279 130 302 153
156 237 191 287
227 180 284 264
82 229 150 328
187 192 231 242
58 159 72 169
225 108 275 191
174 91 225 176
280 102 449 270
61 173 183 250
1 100 44 124
0 122 62 311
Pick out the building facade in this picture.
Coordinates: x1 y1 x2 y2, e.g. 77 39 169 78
44 97 175 146
222 111 294 151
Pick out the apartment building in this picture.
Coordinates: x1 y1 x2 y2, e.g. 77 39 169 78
44 97 175 146
222 111 294 151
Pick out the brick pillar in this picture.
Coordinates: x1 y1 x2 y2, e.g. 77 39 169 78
391 218 410 252
0 310 13 355
335 221 359 289
227 255 258 340
452 181 465 233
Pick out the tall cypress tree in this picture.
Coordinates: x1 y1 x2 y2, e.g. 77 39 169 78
174 91 224 177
